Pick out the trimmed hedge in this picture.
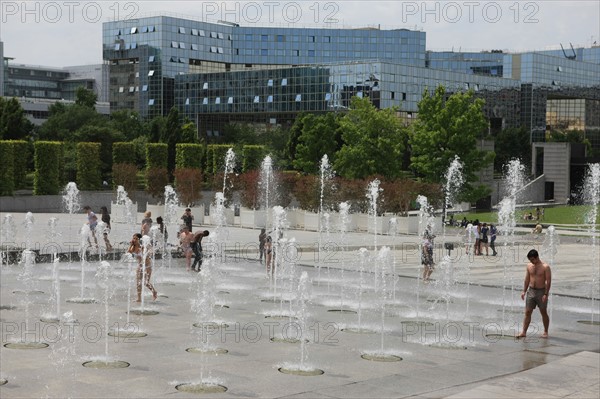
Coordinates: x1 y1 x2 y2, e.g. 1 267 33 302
176 143 204 169
146 143 168 170
34 141 63 195
208 144 233 175
113 142 136 165
242 145 266 172
11 140 29 189
76 142 102 190
0 141 15 195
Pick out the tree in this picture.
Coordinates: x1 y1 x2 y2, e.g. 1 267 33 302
74 87 97 108
494 127 532 173
162 107 183 177
181 118 199 144
0 97 34 140
410 86 494 201
334 97 407 179
292 113 341 174
37 103 107 141
109 110 144 141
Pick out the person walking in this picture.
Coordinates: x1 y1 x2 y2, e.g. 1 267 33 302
83 205 99 248
258 228 267 264
100 206 113 251
516 249 551 339
191 230 210 272
480 222 489 256
128 233 158 302
179 226 194 271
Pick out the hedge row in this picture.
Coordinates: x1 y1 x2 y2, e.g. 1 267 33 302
0 141 15 195
34 141 63 195
76 142 102 190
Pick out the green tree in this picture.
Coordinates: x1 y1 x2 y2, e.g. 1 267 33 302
162 107 183 176
181 118 199 143
74 87 97 108
109 110 144 141
37 103 107 141
494 127 532 173
410 86 493 200
292 113 341 174
0 97 34 140
334 97 407 179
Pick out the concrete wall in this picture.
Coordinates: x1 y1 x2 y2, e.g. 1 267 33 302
533 142 571 203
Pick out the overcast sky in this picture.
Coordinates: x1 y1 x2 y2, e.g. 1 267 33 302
1 0 598 67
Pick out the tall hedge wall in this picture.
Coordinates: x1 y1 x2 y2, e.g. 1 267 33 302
176 143 204 169
146 143 168 170
208 144 233 175
113 142 137 165
76 142 102 190
34 141 63 195
11 141 29 189
242 145 266 173
0 141 15 195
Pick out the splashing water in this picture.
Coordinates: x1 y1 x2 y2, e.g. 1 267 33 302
582 163 600 323
222 148 236 194
497 159 526 329
366 179 382 250
23 212 34 250
1 214 17 266
116 185 137 238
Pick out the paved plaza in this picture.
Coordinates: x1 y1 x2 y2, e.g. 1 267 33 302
0 212 599 398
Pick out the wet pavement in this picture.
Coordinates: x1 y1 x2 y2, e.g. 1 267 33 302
0 212 598 398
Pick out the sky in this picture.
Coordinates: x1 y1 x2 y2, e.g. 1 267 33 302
1 0 599 68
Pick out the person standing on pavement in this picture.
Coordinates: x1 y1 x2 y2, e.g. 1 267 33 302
191 230 209 272
516 249 551 339
489 224 498 256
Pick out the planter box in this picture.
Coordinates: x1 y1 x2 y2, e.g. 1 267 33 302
110 202 138 224
303 211 319 231
207 205 234 226
240 208 266 229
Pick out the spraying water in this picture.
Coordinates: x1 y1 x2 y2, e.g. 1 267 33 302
541 225 559 321
582 163 600 323
116 185 137 238
416 195 435 319
1 214 17 266
62 182 81 243
318 155 334 281
23 212 34 250
497 159 526 329
366 179 382 251
163 185 180 268
259 156 277 217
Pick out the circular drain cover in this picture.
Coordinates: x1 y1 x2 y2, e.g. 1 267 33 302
175 383 228 393
278 367 324 376
361 353 402 362
4 342 49 350
186 347 229 355
82 360 130 369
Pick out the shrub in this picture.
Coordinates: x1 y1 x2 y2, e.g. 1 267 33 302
241 145 266 172
176 143 204 169
146 143 168 169
112 163 138 196
174 167 203 206
146 167 169 199
11 140 29 189
237 170 260 209
113 142 136 165
0 141 15 195
208 144 233 175
34 141 63 195
76 142 102 190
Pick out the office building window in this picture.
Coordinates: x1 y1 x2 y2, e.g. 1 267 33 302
203 82 208 89
254 96 260 103
130 27 138 34
142 85 148 91
227 97 234 104
148 70 155 76
215 97 221 104
267 95 273 103
281 78 287 86
148 55 155 62
267 79 273 87
191 28 198 36
179 27 186 34
185 98 190 105
148 99 155 105
295 94 302 102
202 98 208 105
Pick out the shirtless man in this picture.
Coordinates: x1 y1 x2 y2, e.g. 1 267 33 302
516 249 552 339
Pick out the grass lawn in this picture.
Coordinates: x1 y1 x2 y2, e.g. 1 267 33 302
453 205 600 226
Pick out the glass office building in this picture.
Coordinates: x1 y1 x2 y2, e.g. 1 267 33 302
102 15 600 149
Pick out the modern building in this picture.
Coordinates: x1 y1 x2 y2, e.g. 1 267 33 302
0 41 109 125
102 16 600 151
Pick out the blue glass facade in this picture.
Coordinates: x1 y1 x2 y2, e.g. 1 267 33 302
102 16 600 148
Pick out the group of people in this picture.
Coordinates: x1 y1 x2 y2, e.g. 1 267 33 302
178 208 209 272
84 205 552 339
464 220 498 256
